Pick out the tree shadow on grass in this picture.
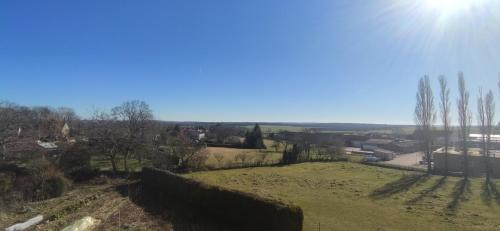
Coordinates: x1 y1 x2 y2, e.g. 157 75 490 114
407 176 447 205
370 174 431 199
481 180 500 206
446 178 471 213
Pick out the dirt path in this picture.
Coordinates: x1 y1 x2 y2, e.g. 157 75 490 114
1 179 175 231
385 152 426 168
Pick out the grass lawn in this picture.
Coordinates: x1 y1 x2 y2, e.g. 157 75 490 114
185 162 500 231
90 156 150 172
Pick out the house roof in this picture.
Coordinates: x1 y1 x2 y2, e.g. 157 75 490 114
373 148 395 154
37 140 58 149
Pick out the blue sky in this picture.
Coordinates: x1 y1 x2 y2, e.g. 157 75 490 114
0 0 499 124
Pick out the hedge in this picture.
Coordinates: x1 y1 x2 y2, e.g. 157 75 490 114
141 167 303 231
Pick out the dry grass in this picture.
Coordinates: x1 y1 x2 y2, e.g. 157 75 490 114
205 139 283 168
187 162 500 231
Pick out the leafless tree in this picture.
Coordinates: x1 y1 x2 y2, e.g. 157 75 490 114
112 100 153 171
414 76 436 173
254 152 268 165
234 152 251 165
478 89 489 180
271 140 282 152
333 139 345 158
213 153 224 167
162 132 207 170
0 102 38 160
88 109 123 172
0 102 19 160
457 73 472 179
485 90 495 181
439 76 451 175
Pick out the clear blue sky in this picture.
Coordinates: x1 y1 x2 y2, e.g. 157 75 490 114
1 0 499 124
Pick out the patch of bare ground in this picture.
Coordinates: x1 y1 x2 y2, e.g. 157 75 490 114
3 177 237 231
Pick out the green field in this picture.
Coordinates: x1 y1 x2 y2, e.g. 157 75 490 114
186 162 500 231
242 125 306 133
90 156 150 172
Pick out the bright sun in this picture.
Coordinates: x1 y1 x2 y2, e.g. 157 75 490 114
425 0 485 15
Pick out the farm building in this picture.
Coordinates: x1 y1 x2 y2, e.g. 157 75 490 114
434 147 500 177
372 148 396 161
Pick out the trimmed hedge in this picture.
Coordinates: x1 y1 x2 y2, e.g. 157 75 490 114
142 167 303 231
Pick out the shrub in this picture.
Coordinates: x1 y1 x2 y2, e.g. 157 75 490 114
187 150 210 171
59 143 91 176
44 177 66 198
30 158 71 201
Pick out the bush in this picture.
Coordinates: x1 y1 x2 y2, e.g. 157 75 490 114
59 143 91 176
30 158 71 201
44 177 66 198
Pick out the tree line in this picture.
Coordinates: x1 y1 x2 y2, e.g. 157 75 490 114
414 73 496 181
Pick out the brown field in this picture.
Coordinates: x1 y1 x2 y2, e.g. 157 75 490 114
204 139 283 168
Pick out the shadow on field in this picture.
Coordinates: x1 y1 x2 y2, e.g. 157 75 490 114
370 174 431 199
407 176 447 204
447 178 471 213
115 182 233 231
481 180 500 206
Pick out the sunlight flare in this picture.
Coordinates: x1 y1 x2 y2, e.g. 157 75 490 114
425 0 486 15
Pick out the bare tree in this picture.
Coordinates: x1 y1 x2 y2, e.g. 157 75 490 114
112 100 153 171
234 153 251 165
457 73 472 179
88 109 123 173
213 153 224 167
0 102 19 160
477 89 489 180
438 76 451 175
271 140 282 152
0 102 38 160
414 76 436 173
485 90 495 181
164 133 206 170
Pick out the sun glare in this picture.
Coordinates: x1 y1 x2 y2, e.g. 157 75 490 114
425 0 485 15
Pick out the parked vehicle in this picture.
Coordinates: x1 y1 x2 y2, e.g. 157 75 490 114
363 155 380 162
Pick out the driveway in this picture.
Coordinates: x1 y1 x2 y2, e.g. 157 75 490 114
385 152 425 168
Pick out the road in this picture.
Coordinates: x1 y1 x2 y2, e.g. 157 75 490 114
385 152 425 168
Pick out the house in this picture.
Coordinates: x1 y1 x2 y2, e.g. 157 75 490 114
468 134 500 150
358 138 421 154
61 123 70 139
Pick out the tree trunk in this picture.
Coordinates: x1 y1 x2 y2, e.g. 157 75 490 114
444 145 448 176
123 150 129 172
1 143 5 161
110 155 117 173
463 137 468 179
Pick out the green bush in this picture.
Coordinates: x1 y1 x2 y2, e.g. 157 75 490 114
44 177 66 198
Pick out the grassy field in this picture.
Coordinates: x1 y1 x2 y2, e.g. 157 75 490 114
205 139 283 168
186 162 500 231
91 156 150 172
91 140 282 170
242 125 305 133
